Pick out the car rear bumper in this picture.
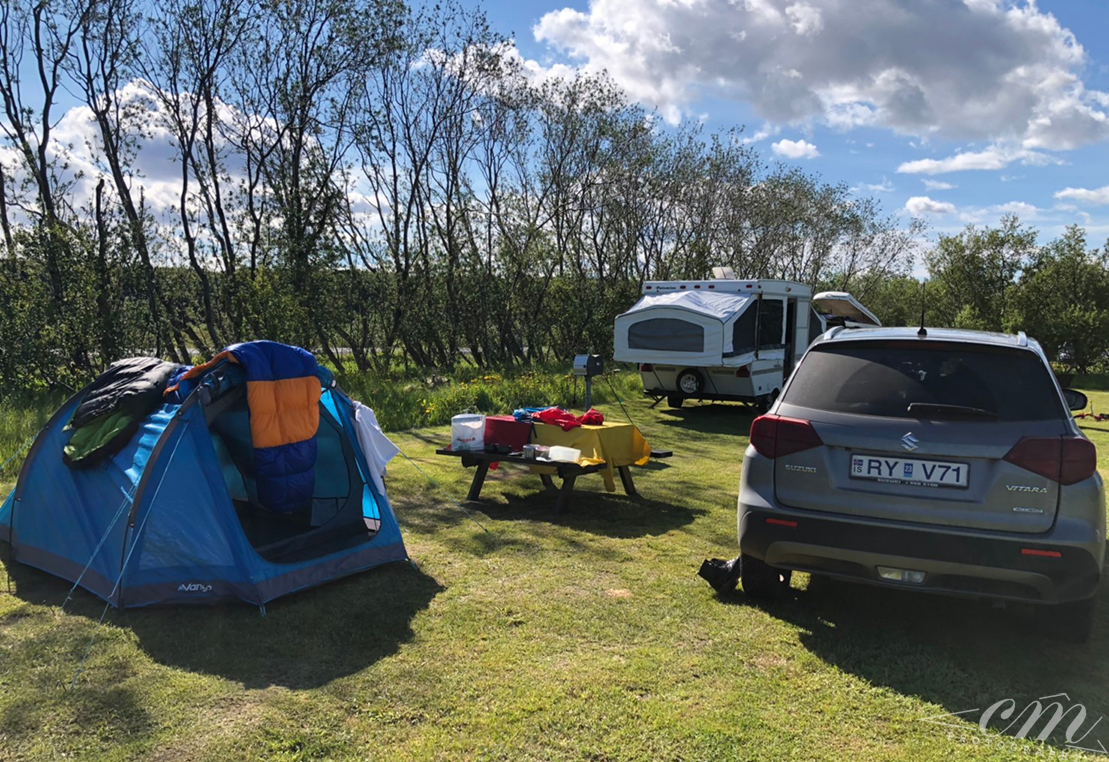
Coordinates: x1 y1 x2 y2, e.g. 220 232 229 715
739 506 1102 604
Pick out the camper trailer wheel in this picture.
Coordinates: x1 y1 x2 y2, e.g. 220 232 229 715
666 395 684 409
756 389 780 414
676 369 704 396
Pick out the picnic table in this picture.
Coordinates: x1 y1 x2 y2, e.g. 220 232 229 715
434 448 638 513
435 419 652 513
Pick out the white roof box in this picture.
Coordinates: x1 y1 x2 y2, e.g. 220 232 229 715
812 291 881 326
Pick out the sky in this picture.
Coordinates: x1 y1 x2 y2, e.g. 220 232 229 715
9 0 1109 256
482 0 1109 246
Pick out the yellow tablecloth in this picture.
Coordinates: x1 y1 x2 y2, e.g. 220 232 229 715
530 421 651 491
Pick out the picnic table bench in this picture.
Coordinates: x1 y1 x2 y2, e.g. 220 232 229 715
434 448 638 514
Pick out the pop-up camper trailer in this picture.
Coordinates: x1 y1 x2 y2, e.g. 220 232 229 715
613 278 880 409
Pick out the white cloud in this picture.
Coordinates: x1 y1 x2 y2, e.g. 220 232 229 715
957 200 1040 224
771 138 819 159
895 144 1062 175
785 3 823 36
922 179 955 191
530 0 1109 149
1054 184 1109 205
739 122 780 144
905 196 956 216
0 79 361 237
992 200 1039 217
852 178 894 193
0 81 200 218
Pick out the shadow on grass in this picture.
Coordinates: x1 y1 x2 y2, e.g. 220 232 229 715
402 429 445 447
656 403 757 436
5 559 441 690
478 487 703 539
719 558 1109 753
1075 374 1109 392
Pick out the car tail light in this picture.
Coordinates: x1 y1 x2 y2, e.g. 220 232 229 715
766 517 798 527
735 366 750 378
1003 436 1097 485
750 414 823 459
1021 548 1062 558
640 363 654 372
1061 437 1098 485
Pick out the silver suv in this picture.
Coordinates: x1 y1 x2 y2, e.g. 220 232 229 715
738 327 1105 641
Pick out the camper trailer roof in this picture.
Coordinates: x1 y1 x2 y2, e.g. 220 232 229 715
642 279 811 297
622 290 752 321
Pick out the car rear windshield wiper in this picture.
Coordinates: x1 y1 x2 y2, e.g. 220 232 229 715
907 402 999 420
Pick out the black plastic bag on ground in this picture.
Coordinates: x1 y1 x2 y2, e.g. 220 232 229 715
698 556 742 594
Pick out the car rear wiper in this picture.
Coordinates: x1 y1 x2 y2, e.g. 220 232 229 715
907 402 998 420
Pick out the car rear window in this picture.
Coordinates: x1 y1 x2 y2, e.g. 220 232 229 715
783 341 1065 421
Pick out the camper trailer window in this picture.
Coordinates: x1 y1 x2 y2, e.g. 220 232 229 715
758 299 785 349
628 318 704 352
732 307 757 355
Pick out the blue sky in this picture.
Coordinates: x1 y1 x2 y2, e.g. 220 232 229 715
480 0 1109 246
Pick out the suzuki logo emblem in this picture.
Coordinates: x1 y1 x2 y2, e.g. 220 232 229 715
901 432 920 452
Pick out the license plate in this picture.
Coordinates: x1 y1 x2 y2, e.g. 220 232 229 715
850 455 968 488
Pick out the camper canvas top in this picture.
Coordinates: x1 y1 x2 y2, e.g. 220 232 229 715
642 279 813 298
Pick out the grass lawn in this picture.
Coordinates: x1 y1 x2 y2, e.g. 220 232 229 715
2 378 1109 760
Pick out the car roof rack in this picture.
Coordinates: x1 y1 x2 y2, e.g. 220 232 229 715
1017 331 1028 347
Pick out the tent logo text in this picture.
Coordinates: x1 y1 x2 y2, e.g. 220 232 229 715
177 583 213 593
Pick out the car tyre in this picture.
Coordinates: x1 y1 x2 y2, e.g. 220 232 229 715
741 553 792 600
1037 597 1096 643
666 395 684 409
676 369 704 397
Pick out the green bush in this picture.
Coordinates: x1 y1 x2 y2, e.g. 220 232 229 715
334 363 645 431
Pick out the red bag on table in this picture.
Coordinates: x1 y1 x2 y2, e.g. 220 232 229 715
579 408 604 425
534 407 582 431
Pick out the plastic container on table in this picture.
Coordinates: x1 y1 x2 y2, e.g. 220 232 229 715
451 414 486 451
548 446 581 463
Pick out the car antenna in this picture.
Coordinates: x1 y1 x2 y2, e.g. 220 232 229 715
917 281 927 338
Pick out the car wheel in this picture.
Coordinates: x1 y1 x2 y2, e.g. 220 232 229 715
666 395 684 409
741 553 792 600
1037 597 1096 643
676 369 704 397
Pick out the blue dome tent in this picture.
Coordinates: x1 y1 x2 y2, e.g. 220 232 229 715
0 346 408 608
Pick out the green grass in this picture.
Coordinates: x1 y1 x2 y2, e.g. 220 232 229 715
0 390 63 483
2 375 1109 760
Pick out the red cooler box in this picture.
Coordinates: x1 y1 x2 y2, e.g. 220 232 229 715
484 416 532 452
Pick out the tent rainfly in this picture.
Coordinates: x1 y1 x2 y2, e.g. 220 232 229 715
0 342 408 608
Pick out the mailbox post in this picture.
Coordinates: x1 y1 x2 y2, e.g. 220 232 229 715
572 354 604 410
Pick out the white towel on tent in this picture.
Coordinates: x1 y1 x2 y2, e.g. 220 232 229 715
351 402 399 496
